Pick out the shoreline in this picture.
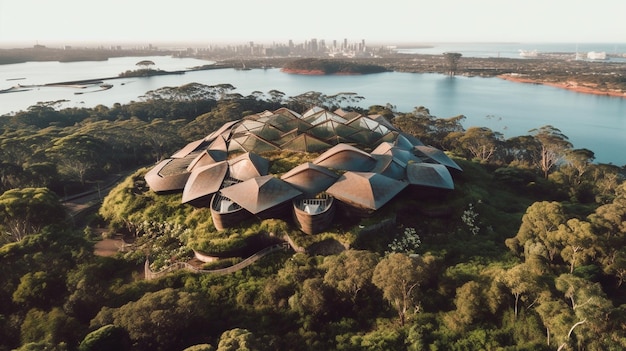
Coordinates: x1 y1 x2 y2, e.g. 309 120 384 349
498 74 626 98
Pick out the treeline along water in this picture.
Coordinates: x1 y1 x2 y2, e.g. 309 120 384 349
1 56 625 165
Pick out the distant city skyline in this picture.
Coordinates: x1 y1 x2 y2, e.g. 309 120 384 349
1 0 625 48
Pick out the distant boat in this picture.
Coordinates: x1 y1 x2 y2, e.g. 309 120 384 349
519 49 538 58
587 51 607 60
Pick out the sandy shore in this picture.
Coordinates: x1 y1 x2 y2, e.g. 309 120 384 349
498 74 626 98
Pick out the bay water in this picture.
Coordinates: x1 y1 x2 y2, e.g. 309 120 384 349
1 55 624 165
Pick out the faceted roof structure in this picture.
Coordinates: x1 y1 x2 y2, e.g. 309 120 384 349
145 106 462 231
280 162 339 196
313 144 377 172
219 175 302 215
406 162 455 190
326 171 408 211
182 161 229 204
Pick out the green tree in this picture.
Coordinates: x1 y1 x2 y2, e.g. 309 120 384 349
0 187 66 242
445 280 488 332
78 324 131 351
454 126 502 162
529 125 573 178
552 274 614 350
556 218 596 273
216 328 259 351
506 201 567 263
12 271 63 309
502 263 542 319
90 288 211 351
20 307 82 349
443 52 462 76
46 134 111 184
323 249 379 302
589 183 626 284
372 253 433 326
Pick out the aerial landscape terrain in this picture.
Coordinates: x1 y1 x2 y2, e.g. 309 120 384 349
1 39 625 350
1 0 626 348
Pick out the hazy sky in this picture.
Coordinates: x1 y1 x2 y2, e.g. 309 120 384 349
1 0 625 47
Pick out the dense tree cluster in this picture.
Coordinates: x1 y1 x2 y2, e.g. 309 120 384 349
282 58 389 75
0 88 625 350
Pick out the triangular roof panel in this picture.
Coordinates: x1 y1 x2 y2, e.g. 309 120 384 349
406 162 454 189
281 133 333 153
170 138 207 159
145 158 192 192
182 161 229 204
228 134 280 153
280 162 339 195
326 171 408 211
414 145 462 171
204 120 238 142
220 175 302 214
228 152 270 181
313 143 377 172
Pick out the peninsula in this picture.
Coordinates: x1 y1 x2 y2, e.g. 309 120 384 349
2 45 625 97
225 54 626 98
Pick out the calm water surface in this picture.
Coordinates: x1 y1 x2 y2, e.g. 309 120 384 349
1 56 625 165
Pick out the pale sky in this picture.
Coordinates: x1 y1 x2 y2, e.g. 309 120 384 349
1 0 625 47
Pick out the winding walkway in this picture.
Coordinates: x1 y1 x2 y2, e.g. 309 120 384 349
144 243 290 280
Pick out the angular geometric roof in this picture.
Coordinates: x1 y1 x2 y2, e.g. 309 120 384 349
346 115 391 136
219 175 302 214
280 162 339 196
313 143 377 172
170 138 207 159
301 106 325 118
371 142 420 168
182 161 229 204
186 149 226 172
233 119 283 141
280 133 333 153
414 145 462 171
228 133 280 153
370 154 406 180
307 120 359 141
204 120 238 142
394 132 425 149
303 109 347 125
406 162 454 190
227 152 270 181
326 171 408 211
144 158 192 192
145 106 462 230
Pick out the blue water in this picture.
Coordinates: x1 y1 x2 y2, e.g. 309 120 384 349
1 55 625 165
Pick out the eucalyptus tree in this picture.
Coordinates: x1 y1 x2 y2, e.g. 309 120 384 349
589 183 626 285
550 274 614 350
529 125 573 178
556 218 596 273
267 89 286 104
0 187 66 243
322 249 379 302
216 328 260 351
502 263 544 319
372 253 435 326
454 126 503 163
46 133 112 185
443 52 462 76
90 288 211 351
506 201 567 263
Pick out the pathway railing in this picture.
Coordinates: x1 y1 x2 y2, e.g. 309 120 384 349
145 243 290 280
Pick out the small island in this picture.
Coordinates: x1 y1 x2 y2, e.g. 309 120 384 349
281 58 389 75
